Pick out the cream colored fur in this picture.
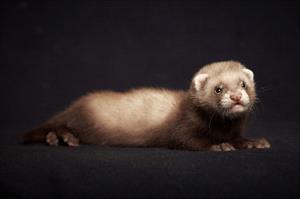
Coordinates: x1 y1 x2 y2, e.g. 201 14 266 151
82 89 183 137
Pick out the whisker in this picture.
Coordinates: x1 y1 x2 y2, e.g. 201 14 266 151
208 111 217 129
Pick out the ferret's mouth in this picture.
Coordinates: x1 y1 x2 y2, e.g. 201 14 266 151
230 103 246 113
220 99 250 116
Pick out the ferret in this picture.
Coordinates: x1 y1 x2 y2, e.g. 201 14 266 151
23 60 271 151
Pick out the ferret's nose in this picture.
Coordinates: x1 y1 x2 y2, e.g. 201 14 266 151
230 92 242 102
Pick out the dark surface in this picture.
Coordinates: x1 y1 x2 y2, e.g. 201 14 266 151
0 122 299 199
0 1 299 199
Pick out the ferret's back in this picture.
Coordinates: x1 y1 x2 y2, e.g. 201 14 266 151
80 88 185 135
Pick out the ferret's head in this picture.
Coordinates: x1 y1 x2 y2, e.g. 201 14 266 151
190 61 257 117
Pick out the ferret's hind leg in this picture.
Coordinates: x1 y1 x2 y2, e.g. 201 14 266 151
46 127 80 147
46 132 59 146
61 131 80 147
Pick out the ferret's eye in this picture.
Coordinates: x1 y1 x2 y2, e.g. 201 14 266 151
241 81 246 88
215 87 223 94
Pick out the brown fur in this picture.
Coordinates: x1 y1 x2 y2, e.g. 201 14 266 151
23 61 271 151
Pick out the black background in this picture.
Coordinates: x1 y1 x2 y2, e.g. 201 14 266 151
0 1 299 199
0 0 299 129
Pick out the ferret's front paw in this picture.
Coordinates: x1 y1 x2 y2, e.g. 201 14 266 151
209 142 236 152
242 138 271 149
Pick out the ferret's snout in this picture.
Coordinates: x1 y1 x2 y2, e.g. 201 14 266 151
230 92 242 102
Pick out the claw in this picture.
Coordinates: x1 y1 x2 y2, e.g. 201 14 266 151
210 142 236 152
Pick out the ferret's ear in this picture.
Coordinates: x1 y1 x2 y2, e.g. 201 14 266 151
193 73 209 91
243 69 254 81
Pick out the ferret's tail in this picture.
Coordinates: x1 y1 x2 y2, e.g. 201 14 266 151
22 125 50 144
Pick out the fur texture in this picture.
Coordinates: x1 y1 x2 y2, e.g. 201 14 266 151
23 61 271 151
